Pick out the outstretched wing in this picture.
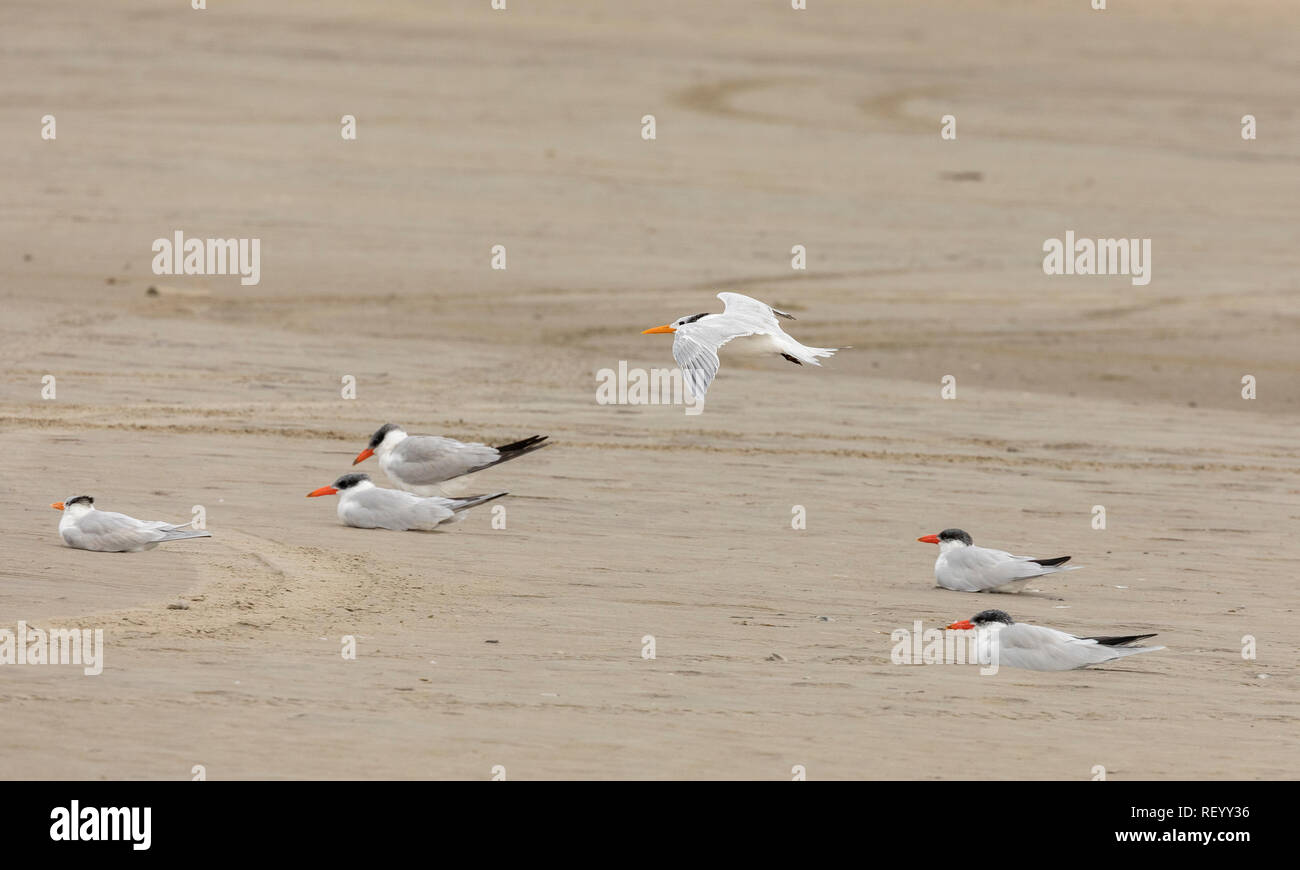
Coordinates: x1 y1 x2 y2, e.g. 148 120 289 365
717 292 793 332
671 331 722 399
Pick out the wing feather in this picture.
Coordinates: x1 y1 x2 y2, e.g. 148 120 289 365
671 332 722 399
67 511 165 551
996 623 1158 670
717 292 789 333
386 436 499 488
342 488 457 530
938 545 1073 591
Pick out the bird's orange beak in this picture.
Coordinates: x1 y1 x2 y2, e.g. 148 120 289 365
51 502 65 511
306 486 338 498
641 324 675 334
352 448 374 465
946 620 975 631
917 534 940 544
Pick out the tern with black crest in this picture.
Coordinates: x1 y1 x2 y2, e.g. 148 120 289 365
51 496 211 553
918 528 1078 592
946 610 1163 670
306 473 506 531
353 423 548 496
641 292 840 399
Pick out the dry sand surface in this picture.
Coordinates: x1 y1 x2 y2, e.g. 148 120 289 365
1 0 1297 779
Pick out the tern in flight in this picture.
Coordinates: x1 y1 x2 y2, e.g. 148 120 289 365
641 292 840 399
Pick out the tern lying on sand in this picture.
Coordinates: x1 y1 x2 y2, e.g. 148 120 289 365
307 473 506 531
918 528 1079 593
353 424 548 496
52 496 211 552
946 609 1163 670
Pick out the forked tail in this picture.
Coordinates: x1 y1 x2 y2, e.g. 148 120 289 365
786 340 840 367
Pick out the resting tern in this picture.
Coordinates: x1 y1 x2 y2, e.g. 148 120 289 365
918 528 1078 592
51 496 211 552
641 292 840 399
946 609 1163 670
353 423 548 496
306 473 506 530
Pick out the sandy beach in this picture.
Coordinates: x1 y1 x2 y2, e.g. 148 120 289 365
1 0 1297 779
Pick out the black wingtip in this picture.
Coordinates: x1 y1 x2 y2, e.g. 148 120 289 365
1085 633 1158 647
465 435 550 476
495 434 549 454
1031 555 1071 567
451 491 509 512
